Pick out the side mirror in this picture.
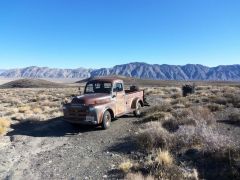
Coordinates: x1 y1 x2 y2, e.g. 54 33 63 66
78 87 82 95
112 95 116 98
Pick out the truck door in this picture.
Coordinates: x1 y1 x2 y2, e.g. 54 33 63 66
113 82 126 115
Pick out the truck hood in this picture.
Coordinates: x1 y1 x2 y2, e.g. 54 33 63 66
71 93 111 105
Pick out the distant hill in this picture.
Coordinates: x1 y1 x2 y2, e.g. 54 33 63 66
0 66 91 79
75 75 176 86
0 69 6 74
76 75 240 87
1 62 240 81
0 79 65 88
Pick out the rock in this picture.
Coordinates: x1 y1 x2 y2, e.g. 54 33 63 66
103 175 108 178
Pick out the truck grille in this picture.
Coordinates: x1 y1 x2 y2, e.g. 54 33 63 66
68 109 87 116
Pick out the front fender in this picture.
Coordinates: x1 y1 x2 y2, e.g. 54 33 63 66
99 107 115 124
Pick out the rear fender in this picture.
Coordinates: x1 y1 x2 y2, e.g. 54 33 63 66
131 98 143 109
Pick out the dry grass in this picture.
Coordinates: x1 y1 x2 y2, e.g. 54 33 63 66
141 112 173 123
119 160 133 173
136 122 173 150
125 172 154 180
18 105 31 113
229 111 240 123
0 118 10 135
32 107 43 114
154 149 173 167
0 87 79 122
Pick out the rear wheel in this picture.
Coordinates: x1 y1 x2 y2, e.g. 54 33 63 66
102 110 111 129
134 102 142 117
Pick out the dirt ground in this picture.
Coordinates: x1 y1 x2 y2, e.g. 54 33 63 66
0 115 140 180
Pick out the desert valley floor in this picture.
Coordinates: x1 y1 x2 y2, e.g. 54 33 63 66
0 78 240 179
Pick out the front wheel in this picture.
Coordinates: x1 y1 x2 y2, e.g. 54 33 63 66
134 102 142 117
102 111 111 129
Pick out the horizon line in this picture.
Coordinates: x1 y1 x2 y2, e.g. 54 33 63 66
1 62 240 70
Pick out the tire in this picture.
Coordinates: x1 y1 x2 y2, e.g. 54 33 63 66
134 102 142 117
102 110 111 129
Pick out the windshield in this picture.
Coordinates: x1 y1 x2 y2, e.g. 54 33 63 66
84 81 112 94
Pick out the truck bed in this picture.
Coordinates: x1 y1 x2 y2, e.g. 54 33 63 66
125 90 144 111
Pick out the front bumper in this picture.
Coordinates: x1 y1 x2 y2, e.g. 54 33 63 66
64 116 98 125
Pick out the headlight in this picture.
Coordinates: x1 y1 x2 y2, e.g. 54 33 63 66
62 106 67 110
89 106 95 112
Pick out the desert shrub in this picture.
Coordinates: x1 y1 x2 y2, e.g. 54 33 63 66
141 112 172 123
169 87 181 93
161 119 179 132
50 111 63 118
154 149 173 167
145 88 164 96
212 96 228 105
201 96 209 103
228 112 240 123
224 93 240 108
136 122 173 151
42 106 52 112
182 84 195 97
32 107 43 114
170 93 182 99
207 103 224 112
119 160 133 173
171 108 192 120
195 86 211 91
162 117 196 132
18 105 31 113
190 107 215 125
130 150 189 180
23 114 45 121
184 145 240 179
125 172 154 180
172 103 186 109
3 108 18 117
11 113 25 121
8 98 22 106
142 103 172 116
0 118 10 135
174 124 237 152
181 168 199 180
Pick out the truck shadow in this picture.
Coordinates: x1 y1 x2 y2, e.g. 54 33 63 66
217 120 240 127
7 117 101 137
107 136 139 154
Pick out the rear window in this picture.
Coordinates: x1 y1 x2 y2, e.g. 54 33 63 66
84 81 112 94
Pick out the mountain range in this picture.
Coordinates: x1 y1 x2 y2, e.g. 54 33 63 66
1 62 240 81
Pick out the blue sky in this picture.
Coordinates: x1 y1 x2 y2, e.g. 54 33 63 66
0 0 239 69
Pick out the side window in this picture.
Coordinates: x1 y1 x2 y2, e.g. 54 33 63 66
114 83 123 92
94 83 101 89
86 84 94 93
104 83 112 89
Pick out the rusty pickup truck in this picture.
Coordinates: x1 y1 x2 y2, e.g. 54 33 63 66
63 77 145 129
